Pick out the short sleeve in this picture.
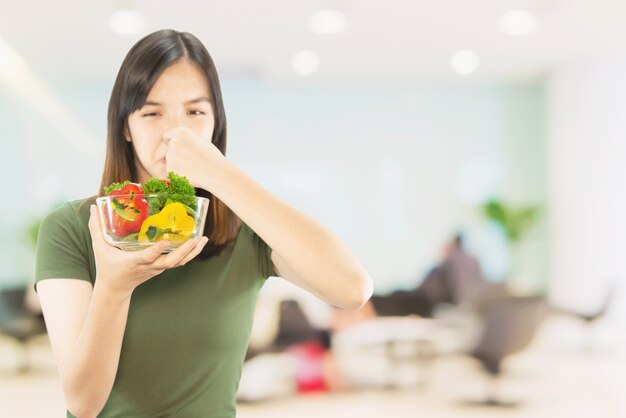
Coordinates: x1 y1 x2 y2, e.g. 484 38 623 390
240 223 276 279
34 202 94 291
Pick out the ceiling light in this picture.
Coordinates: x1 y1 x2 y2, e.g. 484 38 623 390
109 10 146 34
291 50 320 75
309 9 346 34
500 10 536 35
450 50 480 75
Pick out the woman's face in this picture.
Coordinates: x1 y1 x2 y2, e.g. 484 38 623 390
126 59 215 183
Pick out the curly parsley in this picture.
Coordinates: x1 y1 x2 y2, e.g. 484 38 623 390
142 172 197 214
104 180 131 195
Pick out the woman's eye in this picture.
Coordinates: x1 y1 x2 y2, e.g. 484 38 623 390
142 112 159 118
188 110 205 116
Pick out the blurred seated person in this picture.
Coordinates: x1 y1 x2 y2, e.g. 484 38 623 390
239 298 357 401
371 234 488 318
239 241 493 402
240 300 428 401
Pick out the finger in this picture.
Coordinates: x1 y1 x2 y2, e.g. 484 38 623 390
173 237 208 267
159 236 202 268
139 240 172 265
169 237 206 268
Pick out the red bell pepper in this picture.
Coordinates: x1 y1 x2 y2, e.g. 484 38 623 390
106 183 150 238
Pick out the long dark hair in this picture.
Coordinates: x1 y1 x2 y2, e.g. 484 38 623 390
88 29 240 259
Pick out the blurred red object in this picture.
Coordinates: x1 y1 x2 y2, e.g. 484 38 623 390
289 341 328 393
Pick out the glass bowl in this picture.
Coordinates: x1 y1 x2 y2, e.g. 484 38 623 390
95 194 209 253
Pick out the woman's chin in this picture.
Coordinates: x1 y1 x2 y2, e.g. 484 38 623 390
155 166 168 178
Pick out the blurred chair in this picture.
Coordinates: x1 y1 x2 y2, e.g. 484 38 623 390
550 286 615 324
370 292 434 317
464 295 548 407
370 282 510 318
0 286 47 373
273 299 329 350
550 286 617 352
246 299 328 360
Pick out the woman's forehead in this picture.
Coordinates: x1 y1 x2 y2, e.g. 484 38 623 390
146 60 211 102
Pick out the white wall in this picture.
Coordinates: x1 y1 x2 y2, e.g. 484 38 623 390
548 54 626 321
224 80 547 293
0 83 106 288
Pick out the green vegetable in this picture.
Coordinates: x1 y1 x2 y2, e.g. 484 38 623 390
121 232 140 242
145 225 175 241
104 180 131 195
142 172 197 215
166 172 195 196
142 172 195 195
142 177 170 195
103 172 198 218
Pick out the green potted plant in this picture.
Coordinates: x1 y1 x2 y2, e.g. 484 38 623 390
481 198 540 286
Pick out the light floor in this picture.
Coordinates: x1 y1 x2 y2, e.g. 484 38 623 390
1 317 624 418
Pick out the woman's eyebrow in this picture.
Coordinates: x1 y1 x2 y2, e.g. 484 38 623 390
185 97 211 104
143 97 211 106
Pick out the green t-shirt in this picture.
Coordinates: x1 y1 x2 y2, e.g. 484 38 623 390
35 198 274 417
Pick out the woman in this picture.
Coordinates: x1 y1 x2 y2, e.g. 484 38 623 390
35 29 373 418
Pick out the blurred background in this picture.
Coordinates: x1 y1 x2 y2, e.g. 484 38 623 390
0 0 625 416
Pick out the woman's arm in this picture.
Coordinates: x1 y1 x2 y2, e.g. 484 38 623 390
203 160 374 310
37 279 132 418
162 127 373 309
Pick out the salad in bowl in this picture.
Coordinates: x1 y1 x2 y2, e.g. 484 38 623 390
95 172 209 252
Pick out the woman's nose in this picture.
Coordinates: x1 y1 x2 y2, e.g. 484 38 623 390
164 111 188 131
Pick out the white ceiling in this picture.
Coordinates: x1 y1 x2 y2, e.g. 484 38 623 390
1 0 626 82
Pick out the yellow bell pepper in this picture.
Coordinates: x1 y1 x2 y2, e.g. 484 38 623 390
138 202 196 243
